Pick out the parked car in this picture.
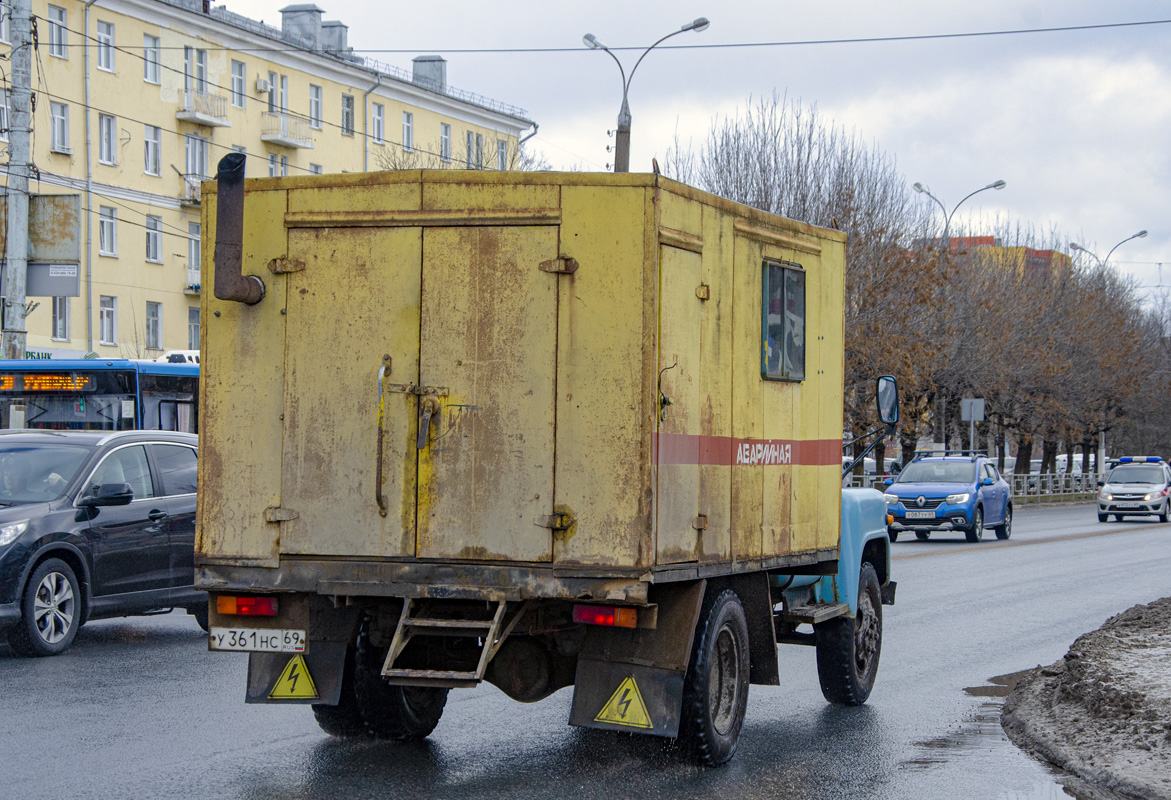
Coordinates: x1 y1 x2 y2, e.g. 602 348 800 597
883 453 1013 543
1096 457 1171 523
0 430 205 657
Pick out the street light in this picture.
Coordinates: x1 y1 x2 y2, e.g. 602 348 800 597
583 18 710 173
912 179 1007 250
1070 230 1149 268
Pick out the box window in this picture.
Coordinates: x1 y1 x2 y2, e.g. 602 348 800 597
761 261 805 381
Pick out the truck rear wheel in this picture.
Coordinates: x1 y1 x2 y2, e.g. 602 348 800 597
678 588 750 767
353 623 448 740
815 562 882 705
312 645 368 738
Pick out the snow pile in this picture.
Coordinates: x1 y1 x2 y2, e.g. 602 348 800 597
1003 597 1171 800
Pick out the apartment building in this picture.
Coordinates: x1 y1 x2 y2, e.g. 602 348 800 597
0 0 535 359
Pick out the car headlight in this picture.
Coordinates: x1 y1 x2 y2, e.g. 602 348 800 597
1101 492 1112 501
883 493 899 505
945 493 970 505
0 519 30 547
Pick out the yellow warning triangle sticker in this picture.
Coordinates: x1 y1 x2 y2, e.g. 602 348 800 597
594 676 653 729
268 654 319 700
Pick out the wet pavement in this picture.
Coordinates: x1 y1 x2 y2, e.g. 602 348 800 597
3 503 1169 799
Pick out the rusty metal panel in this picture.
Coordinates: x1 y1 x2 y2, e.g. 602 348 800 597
655 243 702 564
818 241 847 551
0 194 81 261
279 226 422 558
415 226 558 562
730 234 765 561
554 185 652 568
196 188 288 566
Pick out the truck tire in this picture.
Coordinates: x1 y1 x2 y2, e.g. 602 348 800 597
312 645 369 738
815 562 882 705
965 507 984 543
994 506 1012 540
678 588 750 767
353 623 448 740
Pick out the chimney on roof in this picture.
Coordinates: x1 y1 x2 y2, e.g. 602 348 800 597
412 55 447 92
280 4 324 44
320 20 349 53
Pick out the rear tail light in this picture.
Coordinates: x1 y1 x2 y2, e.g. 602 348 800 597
572 604 637 628
216 595 278 616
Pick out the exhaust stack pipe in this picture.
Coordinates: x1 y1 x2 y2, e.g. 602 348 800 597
213 153 265 305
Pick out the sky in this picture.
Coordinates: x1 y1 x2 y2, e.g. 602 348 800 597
227 0 1171 299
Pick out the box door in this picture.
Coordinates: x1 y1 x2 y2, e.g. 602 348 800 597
279 226 423 558
416 226 558 562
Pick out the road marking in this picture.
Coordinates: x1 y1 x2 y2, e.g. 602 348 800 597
268 654 319 700
595 676 653 729
893 523 1167 561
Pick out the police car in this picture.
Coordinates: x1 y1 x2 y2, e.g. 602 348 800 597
1096 456 1171 522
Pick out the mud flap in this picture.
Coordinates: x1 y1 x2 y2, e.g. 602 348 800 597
568 580 705 739
246 641 347 704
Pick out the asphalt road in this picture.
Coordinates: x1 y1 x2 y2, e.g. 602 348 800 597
3 503 1169 800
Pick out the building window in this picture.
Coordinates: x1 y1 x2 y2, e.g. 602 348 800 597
184 47 207 93
188 222 201 272
279 75 288 112
188 307 200 350
497 140 508 171
144 125 161 176
280 155 289 177
185 134 208 177
146 216 162 263
268 153 277 178
0 9 9 44
0 90 9 143
341 94 354 136
440 123 451 162
52 297 69 340
266 70 277 112
309 85 322 129
48 5 67 58
99 207 118 256
368 103 384 145
96 21 115 71
98 114 116 165
761 261 805 382
146 302 162 350
476 134 483 169
231 61 246 108
50 102 69 153
99 296 117 345
466 131 474 168
143 35 160 83
400 110 411 151
309 163 323 175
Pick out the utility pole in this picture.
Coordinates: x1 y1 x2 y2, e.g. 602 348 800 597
2 0 33 359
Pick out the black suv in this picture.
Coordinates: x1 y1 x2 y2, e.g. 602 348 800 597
0 430 205 656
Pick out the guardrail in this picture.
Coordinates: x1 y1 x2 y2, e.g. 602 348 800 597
845 472 1102 503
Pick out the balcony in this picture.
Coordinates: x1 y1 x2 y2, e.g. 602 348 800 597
180 174 203 206
184 268 201 295
176 89 232 127
261 112 314 149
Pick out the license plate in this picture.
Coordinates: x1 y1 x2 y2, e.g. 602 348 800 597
209 627 306 653
905 511 936 519
1115 504 1140 509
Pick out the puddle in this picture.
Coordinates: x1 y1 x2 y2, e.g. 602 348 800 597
964 669 1036 698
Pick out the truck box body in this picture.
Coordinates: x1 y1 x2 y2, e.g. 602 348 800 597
196 170 846 603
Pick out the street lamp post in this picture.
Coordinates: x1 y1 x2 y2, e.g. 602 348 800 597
583 18 710 173
911 178 1006 448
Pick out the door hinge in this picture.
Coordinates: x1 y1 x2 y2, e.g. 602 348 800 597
692 514 708 530
264 506 299 522
535 512 574 531
539 256 579 275
384 383 448 397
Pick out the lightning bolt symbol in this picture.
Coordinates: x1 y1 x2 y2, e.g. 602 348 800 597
288 664 300 692
617 688 631 719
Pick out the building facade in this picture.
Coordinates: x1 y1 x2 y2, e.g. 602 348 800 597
0 0 534 359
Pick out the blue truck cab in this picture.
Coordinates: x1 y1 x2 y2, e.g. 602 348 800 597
883 451 1012 543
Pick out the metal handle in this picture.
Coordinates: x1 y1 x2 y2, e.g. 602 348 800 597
375 355 391 517
417 397 439 450
149 509 167 522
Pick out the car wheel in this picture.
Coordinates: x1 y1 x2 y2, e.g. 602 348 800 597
815 562 882 705
994 506 1012 540
8 558 82 657
965 507 984 543
915 531 930 541
678 588 750 767
1098 513 1109 523
887 529 899 543
1115 514 1124 522
1161 501 1169 523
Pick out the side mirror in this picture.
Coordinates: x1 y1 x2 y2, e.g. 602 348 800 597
876 375 898 425
1096 479 1104 488
80 482 134 507
883 478 893 486
982 477 994 486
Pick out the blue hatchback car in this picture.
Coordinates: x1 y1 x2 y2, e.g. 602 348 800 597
883 453 1012 542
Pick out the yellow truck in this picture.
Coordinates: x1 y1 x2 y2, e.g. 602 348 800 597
196 155 898 765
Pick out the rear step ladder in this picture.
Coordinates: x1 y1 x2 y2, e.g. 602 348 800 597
380 599 510 688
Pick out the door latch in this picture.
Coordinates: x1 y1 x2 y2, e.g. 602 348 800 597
417 397 440 449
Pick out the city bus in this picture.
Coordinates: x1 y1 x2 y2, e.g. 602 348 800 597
0 359 198 432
